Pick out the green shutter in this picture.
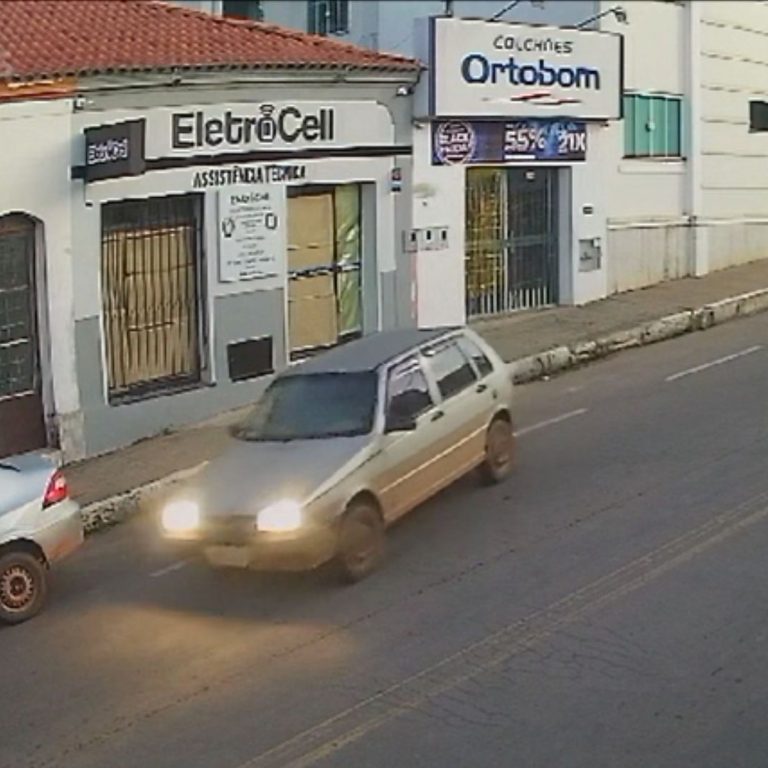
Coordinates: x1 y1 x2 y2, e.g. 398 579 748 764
623 94 636 156
667 98 682 156
634 95 652 157
649 96 668 156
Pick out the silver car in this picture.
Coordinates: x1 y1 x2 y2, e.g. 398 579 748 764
160 327 515 582
0 454 83 624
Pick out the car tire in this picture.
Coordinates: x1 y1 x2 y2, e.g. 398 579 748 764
0 551 48 625
334 501 386 584
478 417 515 485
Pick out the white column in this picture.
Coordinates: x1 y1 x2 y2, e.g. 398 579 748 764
685 0 707 276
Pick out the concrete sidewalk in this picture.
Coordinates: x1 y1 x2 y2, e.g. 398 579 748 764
67 258 768 530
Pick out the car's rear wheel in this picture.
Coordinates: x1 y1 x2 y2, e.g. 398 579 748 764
0 551 48 625
479 417 515 485
334 501 385 584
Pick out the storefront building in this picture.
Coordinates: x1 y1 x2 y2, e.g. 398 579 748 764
410 15 623 326
410 3 768 327
0 0 419 461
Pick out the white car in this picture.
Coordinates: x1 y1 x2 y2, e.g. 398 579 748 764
0 453 83 624
160 327 515 583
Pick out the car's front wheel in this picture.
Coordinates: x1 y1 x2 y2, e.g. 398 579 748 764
0 550 48 625
334 501 386 584
479 417 515 485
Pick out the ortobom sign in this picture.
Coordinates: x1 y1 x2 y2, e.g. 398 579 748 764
424 17 623 120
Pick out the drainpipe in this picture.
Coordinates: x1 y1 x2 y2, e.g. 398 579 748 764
685 0 707 276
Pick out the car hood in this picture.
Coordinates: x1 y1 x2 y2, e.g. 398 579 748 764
191 434 374 518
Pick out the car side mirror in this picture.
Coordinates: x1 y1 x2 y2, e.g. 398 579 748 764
385 411 418 433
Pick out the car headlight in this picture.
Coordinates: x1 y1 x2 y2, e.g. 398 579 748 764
257 499 302 532
161 499 200 534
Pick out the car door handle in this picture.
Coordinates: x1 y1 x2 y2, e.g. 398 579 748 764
431 410 445 422
476 383 488 393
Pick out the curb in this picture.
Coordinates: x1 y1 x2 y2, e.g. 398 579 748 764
77 286 768 535
80 462 207 534
509 287 768 385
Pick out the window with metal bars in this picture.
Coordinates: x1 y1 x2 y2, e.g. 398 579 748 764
307 0 350 35
100 194 204 402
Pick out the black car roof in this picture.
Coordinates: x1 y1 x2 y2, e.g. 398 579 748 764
284 327 461 376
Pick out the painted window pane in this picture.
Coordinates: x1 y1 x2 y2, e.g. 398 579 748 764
649 96 668 155
750 101 768 132
667 98 682 155
623 95 636 155
287 184 363 358
634 95 652 156
335 184 362 336
624 94 682 158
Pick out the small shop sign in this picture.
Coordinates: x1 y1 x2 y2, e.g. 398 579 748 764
431 119 587 165
83 119 146 182
193 164 306 189
217 185 287 286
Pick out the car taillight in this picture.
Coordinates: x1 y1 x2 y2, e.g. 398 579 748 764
43 470 69 508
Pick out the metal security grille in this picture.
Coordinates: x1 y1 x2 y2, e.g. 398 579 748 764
0 220 36 399
507 168 559 310
465 168 509 318
101 194 203 400
465 167 559 318
0 214 46 457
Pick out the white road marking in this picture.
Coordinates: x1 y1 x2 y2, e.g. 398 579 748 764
150 560 189 579
514 408 588 437
665 345 763 383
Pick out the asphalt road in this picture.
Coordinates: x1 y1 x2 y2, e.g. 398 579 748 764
2 314 768 768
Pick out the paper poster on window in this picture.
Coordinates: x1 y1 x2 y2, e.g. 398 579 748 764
218 185 287 286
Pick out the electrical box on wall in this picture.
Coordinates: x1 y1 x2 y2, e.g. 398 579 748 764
579 238 602 272
403 227 450 253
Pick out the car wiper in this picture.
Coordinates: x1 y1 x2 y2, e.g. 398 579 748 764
0 462 20 472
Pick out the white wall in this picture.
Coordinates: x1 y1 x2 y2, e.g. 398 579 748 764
0 98 81 455
698 1 768 272
598 0 691 293
410 125 466 327
699 0 768 220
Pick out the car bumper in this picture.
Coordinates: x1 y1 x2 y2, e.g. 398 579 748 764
36 499 84 565
169 517 337 572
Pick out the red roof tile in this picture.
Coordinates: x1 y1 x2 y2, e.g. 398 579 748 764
0 0 420 84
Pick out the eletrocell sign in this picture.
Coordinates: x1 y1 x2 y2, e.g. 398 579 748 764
425 17 622 120
83 119 146 182
172 105 335 150
148 101 395 158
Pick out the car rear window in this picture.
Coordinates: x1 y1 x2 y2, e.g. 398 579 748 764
424 341 477 400
457 335 495 378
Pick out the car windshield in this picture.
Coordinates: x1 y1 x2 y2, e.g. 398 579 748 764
235 372 379 442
